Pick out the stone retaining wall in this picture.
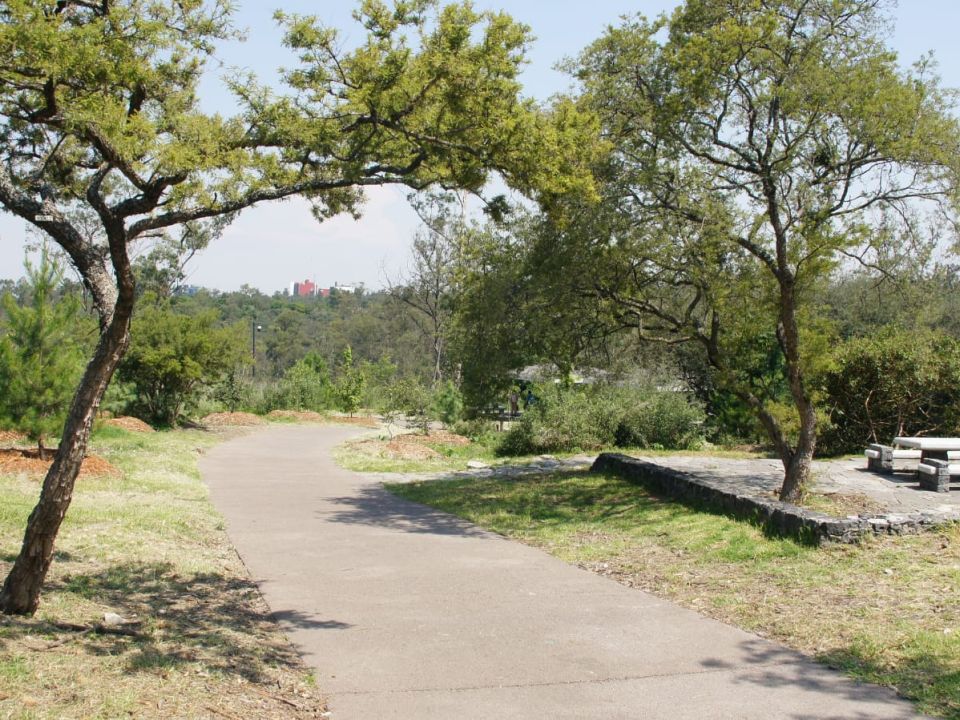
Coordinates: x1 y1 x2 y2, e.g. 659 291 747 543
591 453 957 545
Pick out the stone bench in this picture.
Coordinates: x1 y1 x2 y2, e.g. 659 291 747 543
864 444 921 473
917 458 958 493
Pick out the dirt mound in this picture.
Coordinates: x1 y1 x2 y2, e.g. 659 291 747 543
267 410 328 422
104 416 155 432
0 429 27 444
201 412 265 427
384 439 441 460
393 431 471 447
0 448 121 478
327 415 380 428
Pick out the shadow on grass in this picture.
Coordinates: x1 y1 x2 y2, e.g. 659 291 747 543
0 561 349 683
818 644 960 720
384 468 807 548
693 638 927 719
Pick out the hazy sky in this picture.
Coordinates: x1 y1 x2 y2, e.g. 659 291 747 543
1 1 958 293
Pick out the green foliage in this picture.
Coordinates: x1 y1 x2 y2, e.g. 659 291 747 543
273 353 332 412
332 346 366 417
118 303 247 426
817 329 960 455
613 392 707 451
0 251 86 453
214 369 253 413
556 0 960 497
497 385 705 456
432 380 464 426
359 356 399 411
386 377 433 434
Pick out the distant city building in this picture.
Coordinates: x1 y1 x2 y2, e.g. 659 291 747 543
286 280 365 297
289 278 316 297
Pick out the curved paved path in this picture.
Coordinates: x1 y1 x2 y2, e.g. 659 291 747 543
200 425 926 719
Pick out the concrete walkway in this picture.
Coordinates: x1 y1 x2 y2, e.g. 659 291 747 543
200 425 926 719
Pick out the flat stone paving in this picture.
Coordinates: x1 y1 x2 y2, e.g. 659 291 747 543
630 455 960 518
201 426 930 719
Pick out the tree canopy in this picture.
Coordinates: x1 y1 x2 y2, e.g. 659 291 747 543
0 0 596 615
557 0 960 500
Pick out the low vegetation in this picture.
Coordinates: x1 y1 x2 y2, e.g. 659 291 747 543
388 471 960 719
0 425 324 718
498 385 705 456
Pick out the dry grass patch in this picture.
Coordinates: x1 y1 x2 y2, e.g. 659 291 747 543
0 426 325 719
803 490 888 517
266 410 328 422
389 471 960 719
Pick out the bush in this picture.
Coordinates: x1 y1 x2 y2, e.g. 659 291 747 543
817 329 960 455
614 392 705 450
385 377 432 433
118 303 246 426
452 417 498 442
496 384 705 456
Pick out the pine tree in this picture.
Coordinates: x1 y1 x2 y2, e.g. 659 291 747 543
0 252 85 459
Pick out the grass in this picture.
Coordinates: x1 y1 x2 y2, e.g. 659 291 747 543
0 425 324 719
387 470 960 719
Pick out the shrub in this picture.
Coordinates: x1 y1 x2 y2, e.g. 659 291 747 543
496 384 705 456
118 303 246 426
817 329 960 455
276 355 331 411
386 377 432 433
613 392 705 450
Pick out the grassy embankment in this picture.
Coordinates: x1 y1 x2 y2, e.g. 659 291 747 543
389 470 960 719
0 425 324 719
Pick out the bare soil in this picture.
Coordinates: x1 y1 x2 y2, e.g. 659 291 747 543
0 448 120 478
0 429 27 443
104 416 155 433
201 412 266 427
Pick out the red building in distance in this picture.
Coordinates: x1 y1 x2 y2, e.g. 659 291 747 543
290 279 316 297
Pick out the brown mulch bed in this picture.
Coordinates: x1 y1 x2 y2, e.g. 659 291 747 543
103 416 155 433
383 439 441 460
201 412 266 427
0 448 121 478
266 410 328 422
393 430 471 447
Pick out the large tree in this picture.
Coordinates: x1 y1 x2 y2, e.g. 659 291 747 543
0 0 594 615
569 0 960 501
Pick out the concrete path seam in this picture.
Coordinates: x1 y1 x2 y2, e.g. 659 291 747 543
332 661 800 696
